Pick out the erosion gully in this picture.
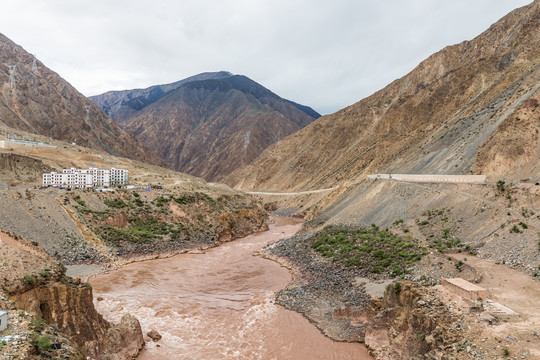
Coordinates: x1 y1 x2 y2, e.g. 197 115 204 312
91 216 371 359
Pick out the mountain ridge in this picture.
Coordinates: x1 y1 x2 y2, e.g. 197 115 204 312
225 0 540 193
0 33 161 166
91 72 320 181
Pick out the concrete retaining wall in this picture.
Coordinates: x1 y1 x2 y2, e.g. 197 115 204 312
0 311 7 331
367 174 487 184
442 278 487 301
0 140 56 149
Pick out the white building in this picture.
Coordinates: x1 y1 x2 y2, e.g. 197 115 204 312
42 167 129 188
0 311 7 332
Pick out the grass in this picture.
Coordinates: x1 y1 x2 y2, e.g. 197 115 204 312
311 225 426 277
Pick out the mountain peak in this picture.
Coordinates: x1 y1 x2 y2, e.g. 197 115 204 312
91 73 320 181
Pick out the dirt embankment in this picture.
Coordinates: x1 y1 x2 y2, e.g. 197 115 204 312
265 215 539 359
0 186 268 268
0 230 144 360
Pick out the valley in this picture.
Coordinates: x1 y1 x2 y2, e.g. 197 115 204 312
1 1 540 359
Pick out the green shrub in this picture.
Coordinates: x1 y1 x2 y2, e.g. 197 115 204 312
30 317 45 331
519 222 528 229
76 199 86 206
32 335 51 352
23 275 36 284
497 180 506 193
311 225 425 277
104 217 176 244
155 196 170 207
510 225 522 234
103 198 127 208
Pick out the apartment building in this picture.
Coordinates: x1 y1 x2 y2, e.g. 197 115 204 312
42 167 129 188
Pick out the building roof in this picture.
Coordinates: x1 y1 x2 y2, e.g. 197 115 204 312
0 310 7 316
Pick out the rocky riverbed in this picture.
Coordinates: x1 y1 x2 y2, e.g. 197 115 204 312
266 231 372 342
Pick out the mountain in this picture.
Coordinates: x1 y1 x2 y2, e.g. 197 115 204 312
89 71 234 123
91 72 320 181
226 1 540 193
0 33 161 165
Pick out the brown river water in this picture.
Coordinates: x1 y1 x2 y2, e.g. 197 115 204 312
91 217 371 359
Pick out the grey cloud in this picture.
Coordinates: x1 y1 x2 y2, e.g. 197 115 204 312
2 0 532 115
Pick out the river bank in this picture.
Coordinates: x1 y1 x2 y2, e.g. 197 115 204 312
89 216 371 359
265 231 373 342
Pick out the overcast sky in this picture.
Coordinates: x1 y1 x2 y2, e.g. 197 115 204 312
1 0 533 115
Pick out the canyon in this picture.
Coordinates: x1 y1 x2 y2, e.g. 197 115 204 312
1 1 540 359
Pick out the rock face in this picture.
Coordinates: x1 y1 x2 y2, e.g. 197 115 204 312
0 33 161 165
91 72 320 181
11 284 144 360
365 281 465 360
226 1 540 192
0 230 144 360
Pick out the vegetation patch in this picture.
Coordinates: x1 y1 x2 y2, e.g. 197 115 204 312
311 225 426 277
174 192 215 206
23 274 36 284
104 217 183 243
103 198 127 208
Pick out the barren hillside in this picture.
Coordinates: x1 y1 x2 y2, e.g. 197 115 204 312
227 0 540 192
0 33 161 166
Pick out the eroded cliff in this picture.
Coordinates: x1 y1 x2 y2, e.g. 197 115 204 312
0 230 144 359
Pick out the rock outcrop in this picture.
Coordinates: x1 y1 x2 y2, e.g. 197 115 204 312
0 230 144 360
10 283 144 360
365 281 465 360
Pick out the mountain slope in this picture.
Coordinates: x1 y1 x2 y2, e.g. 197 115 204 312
92 73 320 181
0 33 161 165
226 0 540 192
89 71 234 123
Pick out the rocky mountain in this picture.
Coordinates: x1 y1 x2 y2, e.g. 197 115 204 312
226 0 540 193
91 73 320 181
89 71 234 124
0 33 161 165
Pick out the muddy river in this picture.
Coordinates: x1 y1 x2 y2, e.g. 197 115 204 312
91 217 371 359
